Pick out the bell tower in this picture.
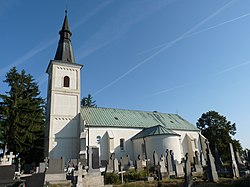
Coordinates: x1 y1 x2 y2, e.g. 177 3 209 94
45 11 83 160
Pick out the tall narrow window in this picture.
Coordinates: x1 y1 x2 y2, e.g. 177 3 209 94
120 138 125 151
63 76 70 87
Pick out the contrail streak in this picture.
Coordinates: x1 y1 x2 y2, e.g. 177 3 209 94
138 9 249 56
146 82 195 98
147 60 250 97
0 39 56 77
214 60 250 76
93 0 235 96
0 1 112 77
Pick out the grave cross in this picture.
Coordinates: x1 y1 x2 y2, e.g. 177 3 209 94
7 152 15 164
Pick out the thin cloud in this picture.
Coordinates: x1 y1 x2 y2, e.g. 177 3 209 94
93 0 234 96
138 11 250 56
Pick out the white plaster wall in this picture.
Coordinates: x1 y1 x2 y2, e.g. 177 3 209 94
132 138 144 160
173 130 200 158
49 117 79 159
144 135 181 163
87 127 142 161
53 94 78 116
46 61 82 161
54 66 78 89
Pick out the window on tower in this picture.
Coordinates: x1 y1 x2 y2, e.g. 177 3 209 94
63 76 70 87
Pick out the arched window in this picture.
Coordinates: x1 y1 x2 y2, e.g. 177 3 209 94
120 138 125 151
96 136 101 144
63 76 70 87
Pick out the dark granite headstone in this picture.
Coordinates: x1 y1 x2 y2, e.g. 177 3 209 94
0 165 15 180
153 151 159 166
25 173 45 187
0 165 17 186
23 164 33 174
92 147 100 169
184 153 193 187
214 145 223 171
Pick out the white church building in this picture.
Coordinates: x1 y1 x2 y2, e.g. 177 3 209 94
45 13 207 166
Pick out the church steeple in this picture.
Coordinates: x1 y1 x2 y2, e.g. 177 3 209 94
54 10 75 63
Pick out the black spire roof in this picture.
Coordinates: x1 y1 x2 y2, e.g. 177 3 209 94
54 11 75 63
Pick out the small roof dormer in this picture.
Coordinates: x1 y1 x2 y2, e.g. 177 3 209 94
54 10 75 64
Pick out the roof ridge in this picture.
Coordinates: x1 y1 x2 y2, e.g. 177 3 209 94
81 106 177 115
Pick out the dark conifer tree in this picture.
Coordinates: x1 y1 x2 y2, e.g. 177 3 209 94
81 94 97 107
0 67 45 163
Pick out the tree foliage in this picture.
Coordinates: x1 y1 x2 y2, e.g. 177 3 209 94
0 67 45 163
81 94 97 107
196 110 242 162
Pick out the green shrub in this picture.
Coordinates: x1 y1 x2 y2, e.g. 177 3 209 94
123 169 147 182
105 172 121 184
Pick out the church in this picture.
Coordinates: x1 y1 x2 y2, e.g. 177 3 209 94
44 13 207 166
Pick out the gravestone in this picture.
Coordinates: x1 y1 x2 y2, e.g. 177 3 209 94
75 162 85 187
120 155 130 171
153 151 161 180
68 159 78 168
235 150 243 166
39 162 46 173
229 143 240 178
88 146 100 172
206 140 218 182
106 153 115 172
175 161 184 177
193 151 203 177
159 155 167 178
45 157 66 183
24 173 45 187
0 152 15 166
193 151 199 165
0 165 16 186
200 150 206 166
153 151 159 166
136 154 144 171
114 158 119 173
23 164 33 174
183 153 193 187
170 150 177 175
46 157 65 174
166 149 176 177
214 145 223 171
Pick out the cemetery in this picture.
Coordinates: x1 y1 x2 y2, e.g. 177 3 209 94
0 140 249 186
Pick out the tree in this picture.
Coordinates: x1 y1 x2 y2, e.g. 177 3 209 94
196 111 242 162
0 67 45 164
81 94 97 107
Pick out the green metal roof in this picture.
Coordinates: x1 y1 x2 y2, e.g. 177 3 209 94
132 125 180 140
80 107 198 131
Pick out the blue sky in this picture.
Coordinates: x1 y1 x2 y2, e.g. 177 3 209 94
1 0 250 149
